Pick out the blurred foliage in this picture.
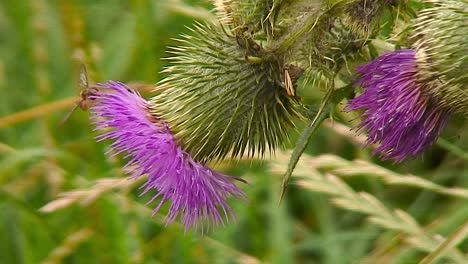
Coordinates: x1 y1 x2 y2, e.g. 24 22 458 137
0 1 466 264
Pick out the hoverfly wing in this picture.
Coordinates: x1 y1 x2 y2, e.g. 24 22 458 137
79 64 89 90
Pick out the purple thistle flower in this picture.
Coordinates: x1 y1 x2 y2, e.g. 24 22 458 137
346 49 450 162
89 81 246 233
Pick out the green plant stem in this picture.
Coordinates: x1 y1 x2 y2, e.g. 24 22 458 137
279 83 354 203
419 222 468 264
436 138 468 161
278 96 332 203
275 12 322 54
274 1 352 54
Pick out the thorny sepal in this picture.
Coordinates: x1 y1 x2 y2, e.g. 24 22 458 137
412 0 468 116
343 0 400 38
214 0 275 37
296 0 399 95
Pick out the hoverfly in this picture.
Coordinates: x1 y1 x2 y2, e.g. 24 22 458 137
58 64 98 127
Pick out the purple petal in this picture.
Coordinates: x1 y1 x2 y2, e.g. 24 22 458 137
89 81 245 233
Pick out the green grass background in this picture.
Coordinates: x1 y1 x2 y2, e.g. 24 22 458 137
0 1 466 263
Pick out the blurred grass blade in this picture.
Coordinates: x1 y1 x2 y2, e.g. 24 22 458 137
40 178 139 213
289 154 468 200
161 0 215 21
0 98 78 129
436 138 468 161
420 222 468 264
295 174 467 263
116 192 266 264
41 228 94 264
98 13 136 80
0 148 63 183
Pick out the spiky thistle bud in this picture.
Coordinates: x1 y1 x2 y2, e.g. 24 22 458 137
214 0 271 34
342 0 398 37
412 0 468 116
153 23 302 163
215 1 400 92
214 0 319 40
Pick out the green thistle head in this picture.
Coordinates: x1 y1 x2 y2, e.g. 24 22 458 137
214 0 271 34
152 23 302 163
412 0 468 116
342 0 398 37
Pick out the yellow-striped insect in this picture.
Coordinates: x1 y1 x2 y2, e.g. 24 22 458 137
283 69 295 97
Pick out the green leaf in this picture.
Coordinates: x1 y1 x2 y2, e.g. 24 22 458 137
279 83 353 202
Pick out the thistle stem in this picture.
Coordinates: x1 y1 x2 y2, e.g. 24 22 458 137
275 12 322 54
279 83 354 203
274 2 348 54
279 104 330 204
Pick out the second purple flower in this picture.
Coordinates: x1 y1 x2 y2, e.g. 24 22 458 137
346 50 450 162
